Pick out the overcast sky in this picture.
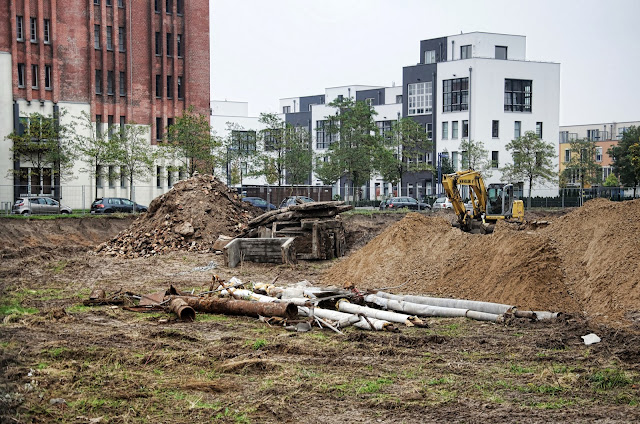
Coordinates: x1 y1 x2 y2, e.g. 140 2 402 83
210 0 640 126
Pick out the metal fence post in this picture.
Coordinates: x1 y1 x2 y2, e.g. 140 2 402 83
82 185 85 214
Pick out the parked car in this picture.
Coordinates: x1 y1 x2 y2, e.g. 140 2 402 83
432 197 453 210
90 197 148 214
243 196 276 211
12 196 72 215
386 197 431 210
279 196 315 209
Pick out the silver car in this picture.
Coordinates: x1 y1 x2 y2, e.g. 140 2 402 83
12 197 72 215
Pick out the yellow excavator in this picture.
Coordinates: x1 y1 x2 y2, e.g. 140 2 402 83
442 169 525 234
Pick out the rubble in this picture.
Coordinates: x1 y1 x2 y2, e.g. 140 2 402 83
96 174 262 258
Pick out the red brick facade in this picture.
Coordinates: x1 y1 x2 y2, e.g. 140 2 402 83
1 0 210 142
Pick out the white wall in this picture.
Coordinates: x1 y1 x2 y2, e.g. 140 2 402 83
447 32 526 61
211 100 248 117
436 57 560 195
0 52 14 195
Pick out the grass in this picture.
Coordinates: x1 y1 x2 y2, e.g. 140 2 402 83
588 368 631 390
251 339 267 350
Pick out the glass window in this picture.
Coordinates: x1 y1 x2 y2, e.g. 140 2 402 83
536 122 543 138
462 120 468 138
564 149 570 163
514 121 521 139
425 50 436 64
166 75 172 98
156 117 162 141
155 0 160 12
118 27 125 51
44 19 50 43
492 120 499 138
18 63 25 87
107 71 114 94
452 121 458 139
596 147 603 162
504 79 532 112
166 0 172 14
176 0 183 14
442 122 448 139
177 76 183 99
45 65 52 89
155 74 161 97
460 44 471 59
166 33 172 56
283 106 290 114
495 46 507 60
408 81 432 115
442 78 469 112
232 130 257 151
396 94 402 103
30 17 37 42
155 32 161 55
17 16 24 40
96 115 102 137
176 34 182 57
94 25 100 49
31 64 38 88
492 151 499 168
427 123 433 140
106 26 113 50
119 71 125 96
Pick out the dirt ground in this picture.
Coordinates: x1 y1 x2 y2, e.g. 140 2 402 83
1 208 639 423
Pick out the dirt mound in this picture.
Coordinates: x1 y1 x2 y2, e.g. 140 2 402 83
540 198 640 324
324 213 575 313
97 174 262 258
325 199 640 327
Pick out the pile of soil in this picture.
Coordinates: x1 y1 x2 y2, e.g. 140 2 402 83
97 174 262 258
324 198 640 327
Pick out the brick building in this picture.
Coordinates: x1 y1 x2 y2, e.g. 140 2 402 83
0 0 209 207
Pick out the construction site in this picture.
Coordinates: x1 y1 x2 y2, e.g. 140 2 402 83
1 174 639 423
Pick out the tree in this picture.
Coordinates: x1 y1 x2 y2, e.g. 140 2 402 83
7 110 75 198
255 113 312 186
561 138 603 196
459 138 491 176
608 126 640 193
376 117 433 192
314 97 382 200
501 131 556 208
114 122 156 200
603 173 620 187
74 111 122 198
440 149 455 176
164 106 218 177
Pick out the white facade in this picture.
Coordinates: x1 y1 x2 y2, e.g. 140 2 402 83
447 32 526 61
559 121 640 142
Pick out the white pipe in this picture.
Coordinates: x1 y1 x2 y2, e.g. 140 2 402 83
337 300 415 326
375 291 514 315
297 306 390 331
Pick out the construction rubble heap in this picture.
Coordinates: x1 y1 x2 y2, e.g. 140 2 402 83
96 174 262 258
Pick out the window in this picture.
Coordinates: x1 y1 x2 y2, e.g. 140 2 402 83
106 26 113 50
232 130 257 151
120 115 125 129
283 106 290 114
94 0 100 4
108 165 115 187
107 115 114 139
442 122 448 139
587 129 600 141
166 33 173 56
157 166 163 188
18 63 26 87
96 115 102 138
106 0 112 5
426 123 433 140
166 0 172 14
365 98 374 106
462 120 468 138
377 121 393 137
30 17 37 42
96 165 103 188
595 146 603 162
45 65 51 89
442 78 469 112
155 74 161 97
154 0 160 13
514 121 521 139
44 19 50 43
176 0 183 14
396 94 402 103
425 50 436 64
119 72 125 96
452 151 459 169
17 16 24 40
560 131 569 143
337 94 343 102
176 34 182 57
504 79 532 112
536 122 543 138
492 120 499 138
94 25 100 49
495 46 507 60
31 64 38 88
452 121 458 139
118 27 125 51
120 166 126 187
118 0 124 7
408 81 432 115
107 71 114 94
177 76 183 99
156 117 162 141
564 149 570 163
460 44 471 59
492 151 499 169
167 118 173 129
166 75 173 98
95 70 102 93
155 32 161 55
316 120 336 149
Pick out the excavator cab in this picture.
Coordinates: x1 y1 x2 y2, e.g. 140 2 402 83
486 184 514 217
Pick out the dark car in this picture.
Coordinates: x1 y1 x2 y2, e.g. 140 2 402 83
386 196 431 210
91 197 148 214
243 196 276 211
279 196 315 209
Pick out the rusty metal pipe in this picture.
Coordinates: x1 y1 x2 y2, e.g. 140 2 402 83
181 297 297 319
168 298 196 321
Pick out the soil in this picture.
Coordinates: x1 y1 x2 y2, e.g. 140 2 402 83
1 205 639 423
